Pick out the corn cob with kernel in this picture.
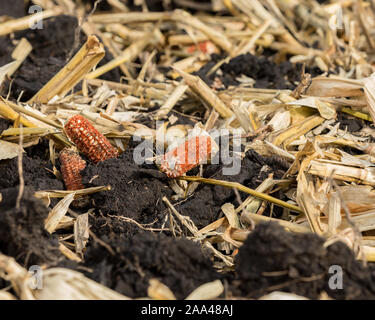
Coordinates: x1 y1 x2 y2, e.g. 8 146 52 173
59 148 89 208
159 130 219 178
64 114 119 164
59 148 86 190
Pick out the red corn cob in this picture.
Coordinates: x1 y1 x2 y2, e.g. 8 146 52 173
64 114 119 164
59 148 86 191
160 133 218 178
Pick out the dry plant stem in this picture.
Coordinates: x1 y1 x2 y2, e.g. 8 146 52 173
341 107 372 122
0 100 37 128
59 243 82 262
87 78 172 93
137 50 157 82
330 177 364 260
86 35 158 80
34 185 111 199
108 0 129 11
156 82 188 119
174 68 233 118
45 193 75 233
2 98 62 129
7 38 32 77
91 10 232 53
178 176 303 213
68 209 116 256
29 35 105 104
162 196 199 236
173 10 232 54
109 215 169 232
235 18 272 56
308 160 375 185
81 21 133 79
91 11 171 24
296 170 324 235
273 115 325 147
74 213 89 256
15 124 24 210
235 175 275 214
241 211 310 233
0 9 60 36
356 0 375 49
72 0 104 56
204 110 219 131
0 98 70 147
0 254 35 300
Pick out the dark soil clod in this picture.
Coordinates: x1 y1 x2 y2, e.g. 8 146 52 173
234 222 375 300
0 186 62 266
83 231 221 299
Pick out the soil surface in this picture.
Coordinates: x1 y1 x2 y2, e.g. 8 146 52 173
0 140 62 191
337 113 365 132
234 222 375 300
0 135 290 298
0 0 25 18
82 140 288 232
195 53 323 90
83 231 220 299
0 186 62 266
0 0 373 301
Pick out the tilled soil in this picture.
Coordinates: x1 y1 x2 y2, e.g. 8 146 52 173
234 222 375 300
82 141 288 232
1 0 375 300
195 53 323 90
0 186 63 266
2 133 375 299
82 231 221 299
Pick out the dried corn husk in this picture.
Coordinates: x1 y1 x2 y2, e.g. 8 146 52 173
34 268 130 300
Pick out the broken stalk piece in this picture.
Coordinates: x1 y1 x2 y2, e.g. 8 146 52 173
28 35 105 104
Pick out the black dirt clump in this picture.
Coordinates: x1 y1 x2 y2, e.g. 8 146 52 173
0 0 25 18
124 0 213 12
82 141 172 231
0 186 62 266
0 36 15 68
337 112 364 133
234 222 375 300
196 53 323 90
83 231 221 299
0 140 62 191
221 54 299 89
0 117 11 133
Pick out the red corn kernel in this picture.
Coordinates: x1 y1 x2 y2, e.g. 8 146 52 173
186 41 219 55
59 148 86 191
64 114 119 164
160 133 218 178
